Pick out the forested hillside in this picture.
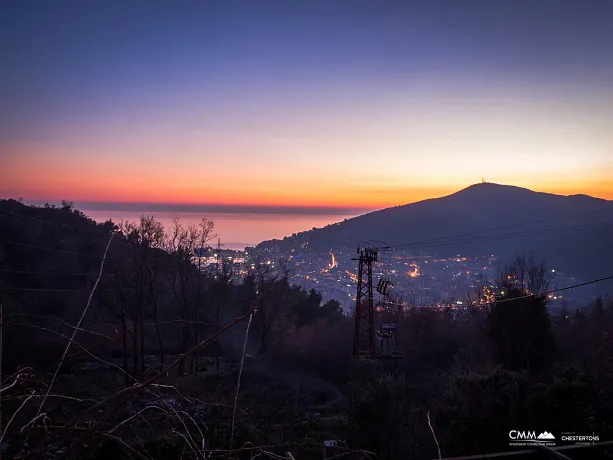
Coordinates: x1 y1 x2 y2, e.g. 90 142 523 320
1 199 613 459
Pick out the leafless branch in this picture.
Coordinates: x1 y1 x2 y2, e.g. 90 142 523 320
8 314 112 339
20 412 50 433
58 284 275 460
11 393 98 404
108 405 168 434
0 391 36 446
35 232 116 419
427 410 442 460
228 312 253 457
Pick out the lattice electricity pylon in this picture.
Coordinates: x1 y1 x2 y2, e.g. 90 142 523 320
353 247 378 357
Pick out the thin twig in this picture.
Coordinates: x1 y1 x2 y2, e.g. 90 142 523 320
14 393 99 404
0 391 35 446
40 424 152 460
427 410 442 460
108 405 167 434
326 449 379 460
0 372 25 394
173 429 199 460
58 285 274 460
12 323 132 378
35 232 116 419
228 312 253 457
20 412 49 433
142 388 203 458
8 314 112 339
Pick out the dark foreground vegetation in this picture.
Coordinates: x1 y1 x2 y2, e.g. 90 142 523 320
0 199 612 459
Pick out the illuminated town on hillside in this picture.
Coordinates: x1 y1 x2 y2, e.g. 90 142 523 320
196 245 593 313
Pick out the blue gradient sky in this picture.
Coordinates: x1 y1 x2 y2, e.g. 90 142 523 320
2 0 613 210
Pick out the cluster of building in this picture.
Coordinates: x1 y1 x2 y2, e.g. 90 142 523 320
245 245 596 313
194 243 596 313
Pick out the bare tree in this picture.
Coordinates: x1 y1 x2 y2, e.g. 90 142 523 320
163 218 215 376
208 248 234 371
108 260 133 386
191 218 216 374
498 251 552 296
250 258 291 354
485 252 555 372
119 216 165 377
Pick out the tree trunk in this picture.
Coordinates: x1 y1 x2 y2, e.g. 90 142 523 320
193 308 200 375
152 295 164 371
178 322 185 377
193 268 202 376
215 297 222 375
190 303 197 375
132 316 139 378
140 312 145 374
259 332 267 355
121 311 130 387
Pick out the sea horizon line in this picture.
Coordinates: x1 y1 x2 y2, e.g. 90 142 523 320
23 199 377 216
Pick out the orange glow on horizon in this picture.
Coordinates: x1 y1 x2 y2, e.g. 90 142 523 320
3 165 612 209
3 126 613 209
4 177 612 210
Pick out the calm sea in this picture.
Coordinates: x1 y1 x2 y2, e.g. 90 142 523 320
83 209 359 250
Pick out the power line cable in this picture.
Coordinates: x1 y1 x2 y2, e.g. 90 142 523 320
0 208 116 236
0 267 213 277
388 274 613 310
0 239 110 258
381 220 613 252
0 269 123 277
0 237 229 264
486 274 613 306
416 220 613 250
0 287 130 293
2 220 610 291
378 206 613 251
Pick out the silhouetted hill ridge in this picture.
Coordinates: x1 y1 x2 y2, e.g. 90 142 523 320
257 183 613 292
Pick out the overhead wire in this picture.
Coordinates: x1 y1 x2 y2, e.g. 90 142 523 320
0 210 143 289
0 208 150 261
0 208 117 236
0 269 124 276
377 206 613 251
379 220 613 252
484 274 613 306
493 275 613 303
2 219 611 293
3 203 612 295
0 238 188 264
0 287 130 293
386 274 613 310
5 202 611 257
0 239 111 258
0 243 217 292
5 201 612 254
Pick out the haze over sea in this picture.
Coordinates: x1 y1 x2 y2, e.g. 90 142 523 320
82 209 363 250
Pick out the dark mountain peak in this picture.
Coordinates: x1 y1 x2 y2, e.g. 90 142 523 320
565 193 608 203
448 182 538 200
257 183 613 293
457 181 527 192
449 183 608 205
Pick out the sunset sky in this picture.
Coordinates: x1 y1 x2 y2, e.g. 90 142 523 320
2 0 613 213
